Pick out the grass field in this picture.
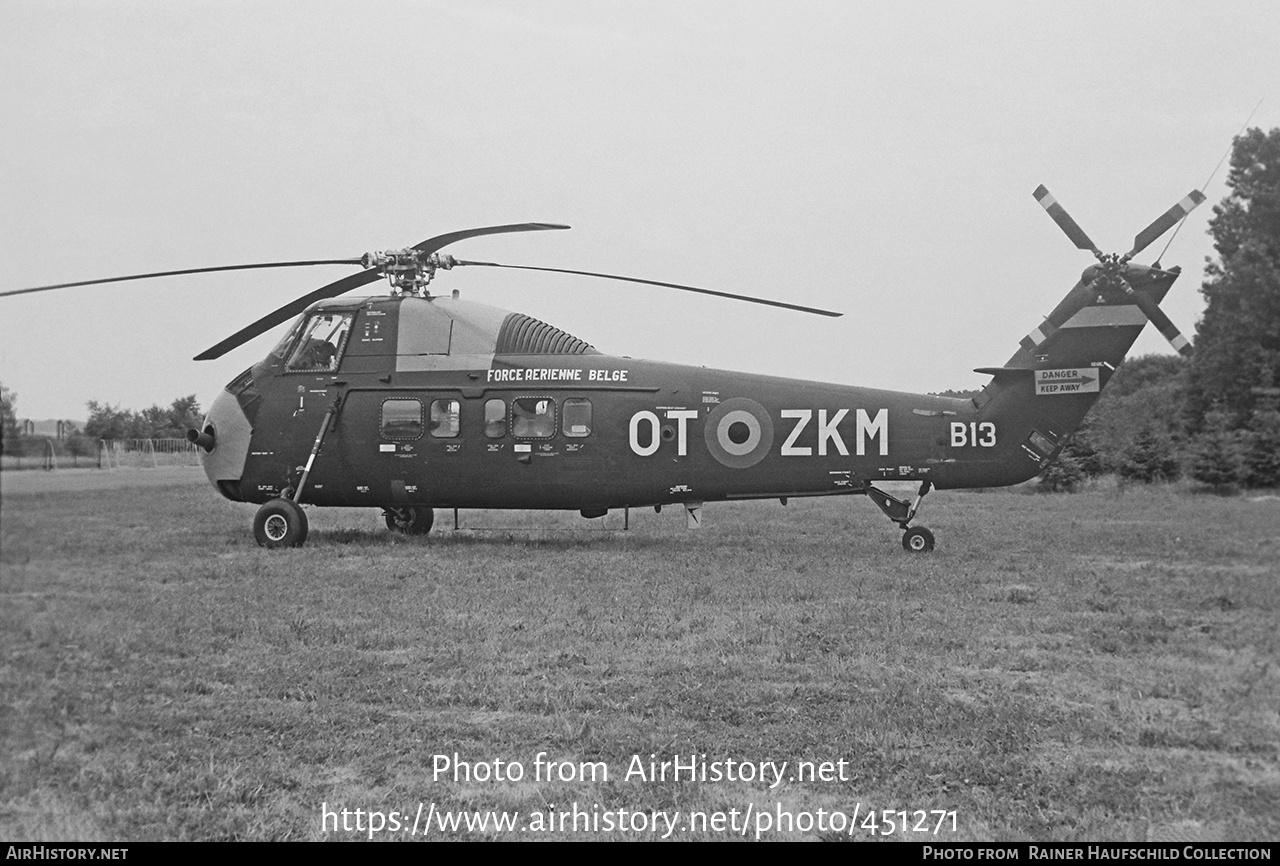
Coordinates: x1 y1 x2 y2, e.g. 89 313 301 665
1 471 1277 841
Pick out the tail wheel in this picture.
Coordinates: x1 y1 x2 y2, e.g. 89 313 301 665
254 498 309 548
902 526 935 553
383 505 434 535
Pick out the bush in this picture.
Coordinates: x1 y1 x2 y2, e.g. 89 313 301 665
1186 407 1247 488
1036 438 1093 492
1117 427 1181 483
1241 398 1280 488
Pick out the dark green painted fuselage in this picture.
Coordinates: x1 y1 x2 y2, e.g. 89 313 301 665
200 262 1181 518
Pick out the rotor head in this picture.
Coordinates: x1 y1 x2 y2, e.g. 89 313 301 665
1034 185 1204 358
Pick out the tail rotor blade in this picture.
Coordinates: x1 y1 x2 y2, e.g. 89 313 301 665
1018 276 1100 351
453 260 843 317
1119 278 1195 357
1033 185 1100 253
1127 190 1206 259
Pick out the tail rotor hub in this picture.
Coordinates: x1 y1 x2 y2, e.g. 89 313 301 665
1093 252 1131 293
1033 184 1205 358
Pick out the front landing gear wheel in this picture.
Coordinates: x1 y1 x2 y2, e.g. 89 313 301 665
383 505 434 535
254 498 309 548
902 526 935 553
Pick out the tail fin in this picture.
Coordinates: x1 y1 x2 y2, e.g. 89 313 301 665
962 263 1183 485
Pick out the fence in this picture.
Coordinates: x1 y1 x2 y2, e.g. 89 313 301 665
0 438 202 471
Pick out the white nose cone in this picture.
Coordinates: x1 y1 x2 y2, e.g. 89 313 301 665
199 388 252 489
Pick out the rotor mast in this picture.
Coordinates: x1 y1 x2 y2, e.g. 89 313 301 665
359 250 460 297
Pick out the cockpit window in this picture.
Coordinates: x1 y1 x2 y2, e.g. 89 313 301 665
285 312 353 372
270 318 306 361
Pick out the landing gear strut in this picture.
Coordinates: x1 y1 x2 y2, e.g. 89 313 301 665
866 480 935 553
254 396 342 549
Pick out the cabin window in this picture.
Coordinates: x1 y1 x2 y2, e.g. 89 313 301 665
285 311 353 372
484 399 507 439
381 399 422 440
562 398 592 437
512 397 555 439
430 399 460 438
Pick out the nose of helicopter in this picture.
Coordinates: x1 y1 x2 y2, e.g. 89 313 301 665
196 388 252 501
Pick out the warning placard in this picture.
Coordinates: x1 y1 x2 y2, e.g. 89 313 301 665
1035 367 1100 395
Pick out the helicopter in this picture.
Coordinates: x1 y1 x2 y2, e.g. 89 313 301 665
1 184 1206 551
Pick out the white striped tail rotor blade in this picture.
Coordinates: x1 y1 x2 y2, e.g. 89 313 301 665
1033 185 1100 253
1127 190 1207 259
1119 280 1195 358
1019 324 1053 352
1018 277 1099 351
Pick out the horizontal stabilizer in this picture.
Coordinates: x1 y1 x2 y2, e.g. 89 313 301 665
974 366 1035 377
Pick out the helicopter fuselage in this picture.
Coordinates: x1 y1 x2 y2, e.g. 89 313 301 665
3 196 1204 550
198 293 1062 516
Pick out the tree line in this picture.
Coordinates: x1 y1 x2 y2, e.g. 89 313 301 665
1038 355 1280 491
3 132 1277 486
1040 127 1280 491
0 389 203 456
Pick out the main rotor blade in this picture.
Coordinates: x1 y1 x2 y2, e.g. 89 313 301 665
192 266 383 360
1033 185 1099 254
453 260 843 317
1127 190 1207 259
193 223 571 361
0 260 362 299
412 223 569 255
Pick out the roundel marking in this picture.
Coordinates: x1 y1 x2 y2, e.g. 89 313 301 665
716 410 760 456
703 397 773 468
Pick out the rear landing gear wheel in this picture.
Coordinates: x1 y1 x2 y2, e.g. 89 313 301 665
383 505 434 535
254 498 309 548
902 526 935 553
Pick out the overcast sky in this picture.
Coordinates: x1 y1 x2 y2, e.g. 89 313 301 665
2 1 1277 421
